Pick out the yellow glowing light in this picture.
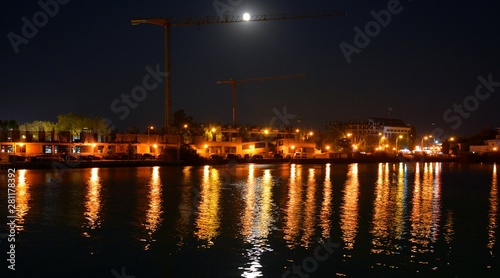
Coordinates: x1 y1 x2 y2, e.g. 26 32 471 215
450 137 455 141
264 129 269 134
204 144 208 149
399 135 403 139
295 129 300 133
243 13 251 21
291 145 295 150
326 145 330 150
494 147 498 151
184 124 188 128
211 128 216 132
309 131 313 136
92 143 96 148
153 144 157 148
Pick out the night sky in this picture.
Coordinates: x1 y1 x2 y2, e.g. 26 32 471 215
2 0 499 137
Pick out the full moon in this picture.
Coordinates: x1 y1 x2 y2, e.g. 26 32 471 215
243 13 251 21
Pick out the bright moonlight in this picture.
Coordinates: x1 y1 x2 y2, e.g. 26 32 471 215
243 13 251 21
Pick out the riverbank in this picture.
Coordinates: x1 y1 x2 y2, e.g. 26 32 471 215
1 154 499 170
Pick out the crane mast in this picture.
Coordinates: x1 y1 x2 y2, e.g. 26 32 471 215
131 12 346 133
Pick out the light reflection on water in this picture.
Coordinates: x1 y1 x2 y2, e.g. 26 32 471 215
142 166 162 250
340 163 359 252
3 162 499 276
487 164 498 263
239 165 274 278
176 166 195 243
371 163 404 255
15 169 29 231
301 167 318 247
194 165 222 247
319 163 333 240
408 162 442 270
83 168 102 232
283 163 303 247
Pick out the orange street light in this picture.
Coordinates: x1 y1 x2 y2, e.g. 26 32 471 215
396 135 403 151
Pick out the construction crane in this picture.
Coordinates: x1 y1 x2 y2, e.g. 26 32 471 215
217 74 306 126
131 11 346 134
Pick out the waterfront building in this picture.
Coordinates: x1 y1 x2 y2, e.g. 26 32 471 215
326 117 415 152
470 132 500 154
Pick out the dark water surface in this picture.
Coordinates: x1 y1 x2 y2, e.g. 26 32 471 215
1 162 499 277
